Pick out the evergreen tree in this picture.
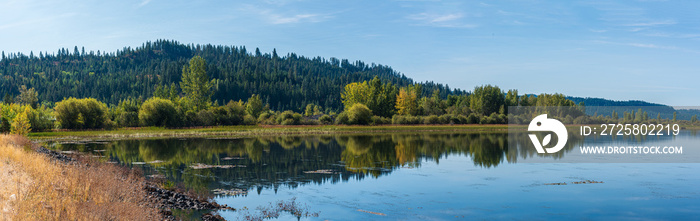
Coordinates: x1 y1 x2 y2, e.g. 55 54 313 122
16 85 39 108
3 93 13 104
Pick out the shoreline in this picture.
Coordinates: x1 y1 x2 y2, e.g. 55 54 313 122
30 123 699 143
29 124 511 141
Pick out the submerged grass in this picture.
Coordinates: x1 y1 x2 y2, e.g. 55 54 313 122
0 135 160 220
29 124 509 141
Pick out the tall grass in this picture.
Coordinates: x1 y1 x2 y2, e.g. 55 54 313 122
0 135 160 220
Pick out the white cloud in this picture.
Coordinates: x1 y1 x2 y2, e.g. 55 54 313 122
624 20 676 27
138 0 152 7
409 13 463 23
595 40 678 50
628 43 676 49
268 13 323 24
239 3 332 25
407 12 476 28
431 14 462 22
644 32 700 39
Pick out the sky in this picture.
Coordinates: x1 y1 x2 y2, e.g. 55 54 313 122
1 0 699 106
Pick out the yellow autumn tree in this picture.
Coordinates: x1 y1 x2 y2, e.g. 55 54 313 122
11 106 31 135
340 81 371 110
395 85 419 115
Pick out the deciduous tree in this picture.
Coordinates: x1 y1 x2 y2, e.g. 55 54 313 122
180 56 213 112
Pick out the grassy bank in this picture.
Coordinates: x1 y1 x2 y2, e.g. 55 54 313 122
29 124 510 141
0 135 161 220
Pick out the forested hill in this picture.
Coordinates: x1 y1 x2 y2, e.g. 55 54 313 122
0 39 464 111
566 97 665 107
567 96 700 120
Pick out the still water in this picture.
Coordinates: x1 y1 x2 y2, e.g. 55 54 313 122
50 132 700 220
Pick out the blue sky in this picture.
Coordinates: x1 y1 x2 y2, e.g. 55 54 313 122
1 0 698 105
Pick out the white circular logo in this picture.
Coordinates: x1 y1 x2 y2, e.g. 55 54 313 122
528 114 568 154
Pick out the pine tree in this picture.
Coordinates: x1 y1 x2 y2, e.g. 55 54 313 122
16 85 39 109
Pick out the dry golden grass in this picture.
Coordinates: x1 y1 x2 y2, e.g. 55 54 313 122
0 135 161 221
0 157 33 220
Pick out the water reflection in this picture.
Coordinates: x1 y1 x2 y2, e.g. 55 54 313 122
50 131 686 193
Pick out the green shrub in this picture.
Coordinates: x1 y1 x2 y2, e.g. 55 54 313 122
117 112 139 127
438 114 451 124
54 98 109 129
371 116 390 125
280 119 295 125
196 109 216 126
224 100 246 125
393 115 422 125
209 106 229 125
319 114 332 125
104 119 118 129
347 103 372 125
292 113 303 122
467 113 480 124
424 115 439 124
573 116 588 125
257 111 277 125
27 105 54 131
115 98 140 127
183 110 197 127
242 114 257 125
335 112 349 125
138 97 178 127
276 110 301 125
481 112 503 124
498 113 507 124
455 115 467 124
300 118 320 125
392 115 404 124
258 112 271 122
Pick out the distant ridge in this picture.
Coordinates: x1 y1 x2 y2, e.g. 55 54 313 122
566 96 665 107
567 96 699 120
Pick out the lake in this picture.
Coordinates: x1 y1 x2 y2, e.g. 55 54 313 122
49 131 700 220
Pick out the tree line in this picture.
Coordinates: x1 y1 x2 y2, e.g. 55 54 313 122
1 55 697 134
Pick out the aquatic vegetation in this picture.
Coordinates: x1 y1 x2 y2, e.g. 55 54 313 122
238 197 319 221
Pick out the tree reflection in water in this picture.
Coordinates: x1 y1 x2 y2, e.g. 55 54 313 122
51 132 588 194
